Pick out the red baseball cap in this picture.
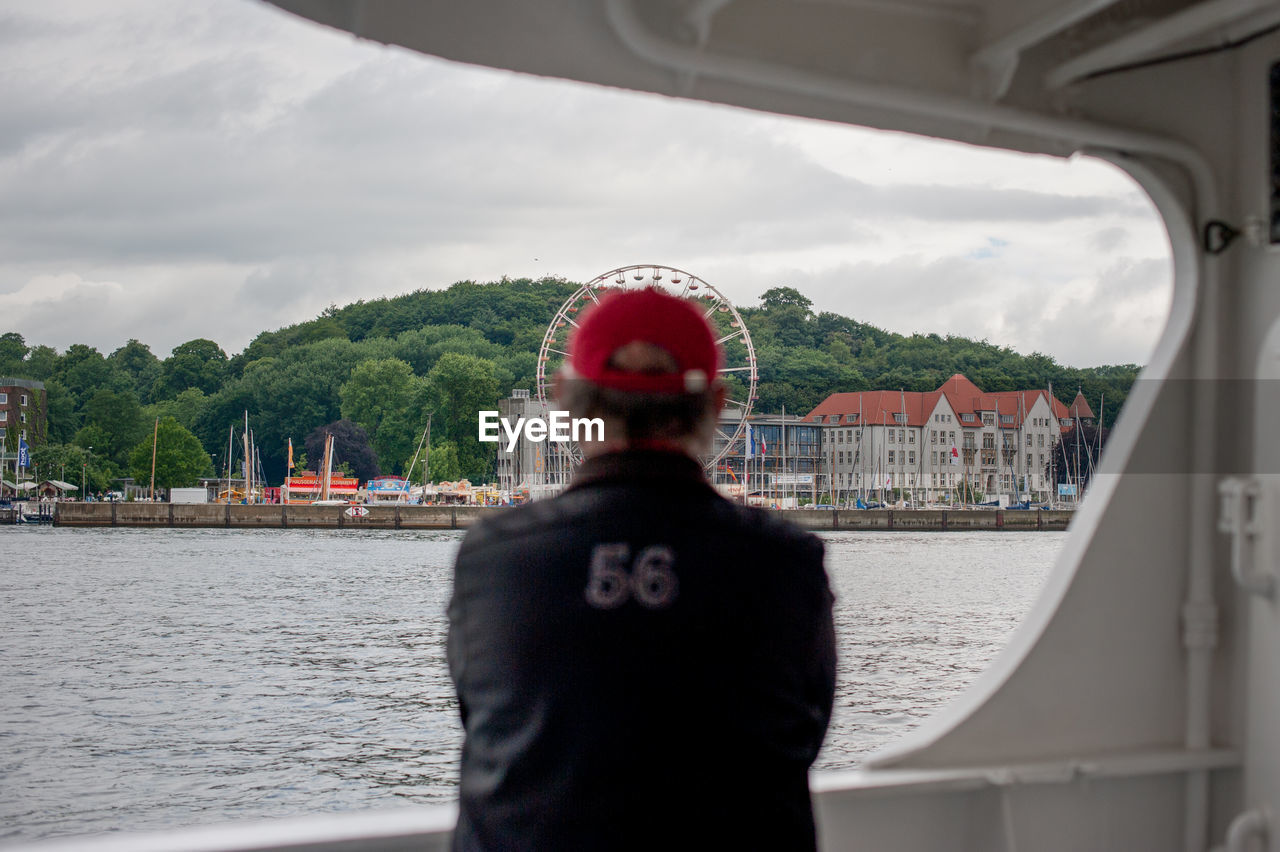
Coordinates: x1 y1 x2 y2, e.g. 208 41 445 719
566 287 721 394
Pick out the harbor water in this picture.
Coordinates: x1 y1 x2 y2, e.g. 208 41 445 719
0 527 1063 844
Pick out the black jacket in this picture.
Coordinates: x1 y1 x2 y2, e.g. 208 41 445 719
448 450 836 850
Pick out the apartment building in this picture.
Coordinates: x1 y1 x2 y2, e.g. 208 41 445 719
0 378 46 449
806 374 1082 505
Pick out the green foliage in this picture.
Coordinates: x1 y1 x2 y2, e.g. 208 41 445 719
54 344 129 404
0 332 28 375
109 339 162 404
304 419 379 482
22 345 60 380
153 338 228 399
29 443 112 493
426 353 500 481
76 389 149 467
128 417 214 491
427 441 461 482
4 277 1141 489
339 358 428 475
146 388 208 433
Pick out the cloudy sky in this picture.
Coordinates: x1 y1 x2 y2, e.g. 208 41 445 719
0 0 1173 368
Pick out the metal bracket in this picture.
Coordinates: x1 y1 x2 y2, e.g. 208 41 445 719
1203 219 1242 255
1218 477 1275 598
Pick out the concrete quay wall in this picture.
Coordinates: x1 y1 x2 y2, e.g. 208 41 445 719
53 502 1072 532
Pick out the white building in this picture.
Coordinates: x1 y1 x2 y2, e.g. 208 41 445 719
805 374 1082 505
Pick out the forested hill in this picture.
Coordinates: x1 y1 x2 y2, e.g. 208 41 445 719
1 276 1139 488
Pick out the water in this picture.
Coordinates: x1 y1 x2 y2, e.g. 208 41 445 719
0 526 1063 843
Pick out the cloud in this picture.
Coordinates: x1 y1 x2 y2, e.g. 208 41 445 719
0 0 1174 368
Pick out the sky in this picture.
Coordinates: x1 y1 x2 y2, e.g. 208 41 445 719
0 0 1174 368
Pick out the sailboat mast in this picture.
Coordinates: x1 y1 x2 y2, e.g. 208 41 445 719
242 412 251 503
148 416 159 501
225 424 234 504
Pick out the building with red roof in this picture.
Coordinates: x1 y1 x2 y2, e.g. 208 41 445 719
805 374 1081 505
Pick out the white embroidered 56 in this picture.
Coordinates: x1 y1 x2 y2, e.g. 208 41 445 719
584 543 679 609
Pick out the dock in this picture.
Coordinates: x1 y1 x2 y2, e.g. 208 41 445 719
49 503 1073 531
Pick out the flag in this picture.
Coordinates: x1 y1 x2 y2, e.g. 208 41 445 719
17 438 29 468
724 465 738 483
759 434 767 456
287 439 295 470
745 423 754 459
949 444 959 465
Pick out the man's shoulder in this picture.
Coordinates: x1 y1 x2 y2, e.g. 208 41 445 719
457 499 580 555
464 491 819 552
711 501 825 558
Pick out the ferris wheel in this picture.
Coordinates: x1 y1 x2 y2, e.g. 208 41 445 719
535 264 758 474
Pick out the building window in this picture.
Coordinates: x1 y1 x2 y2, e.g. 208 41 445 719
0 411 5 422
908 431 915 443
1027 453 1033 469
889 431 895 443
0 392 6 404
20 394 28 406
19 412 26 423
1038 434 1045 446
893 413 906 423
931 430 937 443
908 451 915 465
888 451 896 464
1026 435 1032 447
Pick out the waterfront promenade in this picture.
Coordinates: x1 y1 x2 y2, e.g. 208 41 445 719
51 502 1073 532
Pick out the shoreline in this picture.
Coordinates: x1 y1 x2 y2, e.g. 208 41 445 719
45 502 1073 532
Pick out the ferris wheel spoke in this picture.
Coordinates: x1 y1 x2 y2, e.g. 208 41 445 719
716 329 746 345
702 301 724 319
544 347 569 357
717 366 754 373
723 397 750 409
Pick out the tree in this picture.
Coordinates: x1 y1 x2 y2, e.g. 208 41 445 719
1047 423 1110 494
426 353 500 481
54 344 128 404
0 332 28 375
759 286 813 312
109 339 162 403
339 358 428 474
305 420 380 482
146 387 209 433
153 338 228 399
428 441 461 482
128 418 214 492
76 389 149 467
30 443 111 494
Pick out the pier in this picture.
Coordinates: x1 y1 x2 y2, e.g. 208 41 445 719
50 503 1073 531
